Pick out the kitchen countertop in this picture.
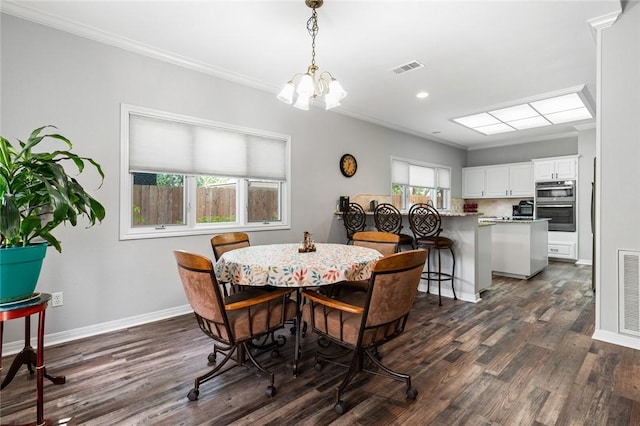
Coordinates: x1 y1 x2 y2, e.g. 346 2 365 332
335 210 481 217
478 217 551 224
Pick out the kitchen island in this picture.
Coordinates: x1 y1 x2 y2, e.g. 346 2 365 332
335 210 491 302
479 218 549 279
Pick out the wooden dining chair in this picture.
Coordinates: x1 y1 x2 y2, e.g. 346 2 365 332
211 232 256 296
331 231 399 294
174 250 297 400
302 249 428 415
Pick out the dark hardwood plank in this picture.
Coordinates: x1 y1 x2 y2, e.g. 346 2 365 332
2 261 640 425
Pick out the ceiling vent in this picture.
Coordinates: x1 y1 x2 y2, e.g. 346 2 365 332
392 60 424 75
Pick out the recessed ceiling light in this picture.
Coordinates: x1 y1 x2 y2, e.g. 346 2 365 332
451 85 594 136
416 91 429 99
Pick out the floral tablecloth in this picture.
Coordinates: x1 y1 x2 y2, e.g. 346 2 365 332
214 243 382 287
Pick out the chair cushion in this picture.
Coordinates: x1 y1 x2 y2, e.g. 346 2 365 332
224 290 297 342
398 233 415 246
416 236 453 249
303 291 395 347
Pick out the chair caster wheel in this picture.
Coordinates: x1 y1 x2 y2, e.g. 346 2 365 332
334 400 347 415
265 385 277 397
271 349 280 358
406 387 418 399
314 362 323 371
290 327 296 335
318 337 331 348
207 353 216 363
187 389 199 401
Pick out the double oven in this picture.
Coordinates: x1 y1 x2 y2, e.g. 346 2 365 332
535 180 576 232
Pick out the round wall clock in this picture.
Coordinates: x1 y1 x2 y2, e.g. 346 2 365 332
340 154 357 177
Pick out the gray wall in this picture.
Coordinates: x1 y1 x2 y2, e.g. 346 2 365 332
598 3 640 335
466 136 578 167
0 15 466 341
577 127 595 263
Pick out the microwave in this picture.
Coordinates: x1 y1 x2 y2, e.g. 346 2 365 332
513 200 534 217
535 180 576 202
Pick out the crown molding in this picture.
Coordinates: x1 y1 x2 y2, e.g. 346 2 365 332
574 122 597 131
0 1 277 94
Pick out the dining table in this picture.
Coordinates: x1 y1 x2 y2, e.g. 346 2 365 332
214 242 383 376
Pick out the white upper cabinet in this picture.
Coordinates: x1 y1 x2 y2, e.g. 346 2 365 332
462 167 486 198
462 162 533 199
485 166 510 197
533 156 577 181
509 163 535 196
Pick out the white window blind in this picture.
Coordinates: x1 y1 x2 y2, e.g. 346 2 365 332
409 164 436 188
129 114 287 180
391 160 409 185
392 159 450 189
438 168 451 189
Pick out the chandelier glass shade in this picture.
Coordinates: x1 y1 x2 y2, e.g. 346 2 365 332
277 0 347 110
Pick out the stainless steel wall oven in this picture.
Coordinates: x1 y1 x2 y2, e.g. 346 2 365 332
535 180 576 232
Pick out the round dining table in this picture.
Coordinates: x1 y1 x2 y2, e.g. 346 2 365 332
214 243 383 375
214 243 382 288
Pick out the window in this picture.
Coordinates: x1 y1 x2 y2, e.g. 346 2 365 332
391 158 451 210
120 105 290 240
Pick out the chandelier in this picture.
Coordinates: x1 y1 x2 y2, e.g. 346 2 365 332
277 0 347 110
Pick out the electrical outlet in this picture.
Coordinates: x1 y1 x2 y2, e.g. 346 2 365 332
52 292 63 307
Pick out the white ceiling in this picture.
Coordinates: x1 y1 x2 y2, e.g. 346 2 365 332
1 0 623 150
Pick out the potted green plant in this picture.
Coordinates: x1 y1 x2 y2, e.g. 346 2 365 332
0 126 105 303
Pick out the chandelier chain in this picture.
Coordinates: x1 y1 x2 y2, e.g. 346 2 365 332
307 7 319 68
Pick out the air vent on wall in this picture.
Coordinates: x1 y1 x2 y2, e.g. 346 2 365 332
392 60 425 75
619 250 640 336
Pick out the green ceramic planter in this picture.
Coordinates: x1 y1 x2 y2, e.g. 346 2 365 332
0 243 47 304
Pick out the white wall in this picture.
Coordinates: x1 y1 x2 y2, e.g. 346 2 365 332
0 15 466 342
596 3 640 340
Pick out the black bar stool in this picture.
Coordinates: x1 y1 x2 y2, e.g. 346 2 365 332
342 202 367 244
373 203 415 251
408 203 456 306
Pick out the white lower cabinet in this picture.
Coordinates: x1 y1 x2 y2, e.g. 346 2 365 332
490 220 549 279
548 231 577 260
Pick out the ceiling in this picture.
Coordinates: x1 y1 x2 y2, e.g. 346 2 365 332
1 0 623 150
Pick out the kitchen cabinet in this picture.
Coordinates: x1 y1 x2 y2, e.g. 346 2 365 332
462 167 486 198
462 162 533 198
490 219 549 279
547 230 577 260
533 156 577 181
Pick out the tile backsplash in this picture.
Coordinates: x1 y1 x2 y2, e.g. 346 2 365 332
465 198 533 217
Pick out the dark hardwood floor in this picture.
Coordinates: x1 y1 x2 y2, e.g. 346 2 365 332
2 261 640 425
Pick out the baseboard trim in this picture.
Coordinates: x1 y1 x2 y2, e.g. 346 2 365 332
3 304 193 356
575 259 593 266
418 281 479 303
592 329 640 350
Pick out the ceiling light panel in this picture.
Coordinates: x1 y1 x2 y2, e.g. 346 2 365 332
508 116 552 130
530 93 585 114
453 113 500 128
451 85 594 136
544 107 593 124
475 123 515 135
489 104 538 122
